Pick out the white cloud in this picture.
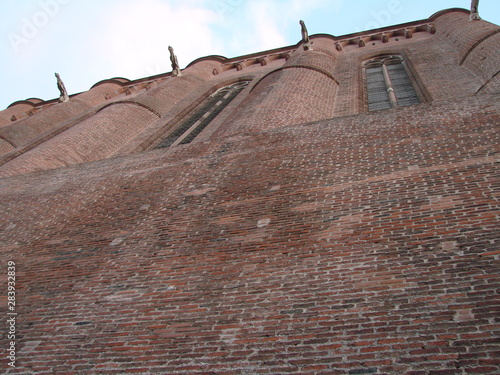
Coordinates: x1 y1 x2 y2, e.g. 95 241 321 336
92 0 221 80
91 0 340 79
220 0 343 57
233 1 288 53
288 0 338 14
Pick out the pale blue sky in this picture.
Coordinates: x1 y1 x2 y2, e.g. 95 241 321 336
1 0 498 109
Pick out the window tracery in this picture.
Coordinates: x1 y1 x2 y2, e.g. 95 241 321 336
156 81 250 148
364 55 420 111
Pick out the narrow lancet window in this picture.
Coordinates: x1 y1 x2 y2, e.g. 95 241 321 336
157 81 250 148
364 56 420 111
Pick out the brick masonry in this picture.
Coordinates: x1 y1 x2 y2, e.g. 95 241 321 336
0 8 499 375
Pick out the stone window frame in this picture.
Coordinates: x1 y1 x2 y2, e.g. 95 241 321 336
155 80 251 148
362 54 424 112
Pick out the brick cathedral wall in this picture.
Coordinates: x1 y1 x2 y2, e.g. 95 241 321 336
0 68 213 175
3 10 496 169
0 139 15 155
462 32 500 94
0 93 498 374
0 99 93 153
215 49 339 136
332 28 499 118
433 11 497 61
433 10 500 89
133 73 205 115
0 103 160 177
0 103 36 128
0 9 498 374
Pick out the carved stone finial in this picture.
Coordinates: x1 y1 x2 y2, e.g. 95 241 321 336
168 46 181 76
470 0 480 20
55 73 69 103
299 20 311 50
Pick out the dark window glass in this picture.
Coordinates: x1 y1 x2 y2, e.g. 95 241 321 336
385 63 420 107
157 81 250 148
365 56 419 111
366 66 391 111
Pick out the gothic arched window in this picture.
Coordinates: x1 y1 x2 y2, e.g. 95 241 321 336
364 56 420 112
157 81 250 148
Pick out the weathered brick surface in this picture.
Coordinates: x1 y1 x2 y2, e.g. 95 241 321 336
431 11 500 95
215 49 339 136
0 70 214 176
0 93 498 374
461 32 500 94
133 73 206 115
332 31 489 117
433 10 499 68
0 103 161 176
0 139 15 155
0 99 93 151
0 103 37 128
0 8 499 375
0 82 147 150
0 82 156 165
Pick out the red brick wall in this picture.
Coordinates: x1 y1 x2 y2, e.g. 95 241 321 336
0 139 15 155
433 11 499 94
0 70 211 176
0 102 161 176
0 8 499 375
462 31 500 94
3 10 497 174
0 103 36 128
0 82 149 165
433 10 498 65
215 48 339 136
0 100 92 152
133 74 205 115
0 92 498 374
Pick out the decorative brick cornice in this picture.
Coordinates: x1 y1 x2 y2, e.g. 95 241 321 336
7 98 43 108
219 50 295 73
329 23 436 51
